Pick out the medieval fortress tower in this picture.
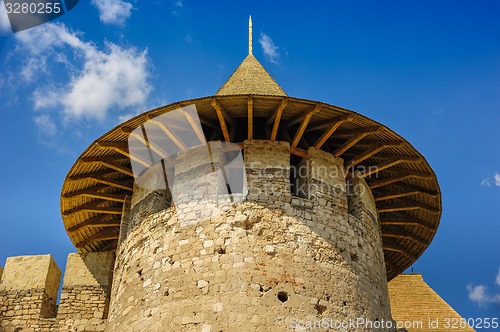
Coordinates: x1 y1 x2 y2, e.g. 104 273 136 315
0 19 473 332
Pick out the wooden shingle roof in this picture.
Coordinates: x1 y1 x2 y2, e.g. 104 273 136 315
389 274 475 331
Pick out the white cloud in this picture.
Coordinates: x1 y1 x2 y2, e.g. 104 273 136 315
467 284 489 304
15 23 151 122
0 0 12 34
259 32 280 64
91 0 133 26
480 172 500 188
34 114 57 137
174 0 183 7
467 267 500 305
481 178 491 187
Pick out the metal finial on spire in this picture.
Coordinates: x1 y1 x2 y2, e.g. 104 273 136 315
249 16 253 55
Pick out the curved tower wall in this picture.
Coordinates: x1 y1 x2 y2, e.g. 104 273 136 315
107 140 393 331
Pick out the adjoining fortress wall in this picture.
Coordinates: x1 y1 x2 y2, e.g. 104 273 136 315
0 253 114 332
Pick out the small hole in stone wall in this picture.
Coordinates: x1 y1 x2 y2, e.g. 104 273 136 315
342 301 347 306
350 253 358 262
14 329 23 332
164 289 170 296
137 269 143 276
314 303 327 315
277 291 289 303
215 246 226 254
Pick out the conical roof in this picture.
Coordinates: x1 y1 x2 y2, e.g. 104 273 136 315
216 54 287 96
388 274 475 331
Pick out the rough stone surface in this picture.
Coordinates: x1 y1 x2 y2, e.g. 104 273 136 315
0 253 113 332
0 140 397 332
106 140 393 331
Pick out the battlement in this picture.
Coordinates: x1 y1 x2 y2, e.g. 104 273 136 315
0 252 114 332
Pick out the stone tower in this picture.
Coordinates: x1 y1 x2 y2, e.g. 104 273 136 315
1 19 443 332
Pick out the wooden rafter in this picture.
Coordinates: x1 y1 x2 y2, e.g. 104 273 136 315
369 171 433 189
248 97 253 140
63 200 123 216
68 215 121 233
178 107 207 142
390 182 439 197
383 241 417 260
374 190 423 202
75 228 119 249
382 229 429 247
268 98 288 141
362 156 421 177
145 117 187 151
100 239 119 252
333 126 382 157
313 114 352 149
121 127 170 160
380 213 437 231
97 141 150 168
291 104 322 148
345 141 403 169
64 189 126 202
62 184 108 198
80 158 134 177
290 147 307 158
211 99 231 142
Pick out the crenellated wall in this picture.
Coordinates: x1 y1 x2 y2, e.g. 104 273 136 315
0 252 114 332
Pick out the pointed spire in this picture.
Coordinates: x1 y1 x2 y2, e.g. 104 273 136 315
216 17 286 97
249 16 253 55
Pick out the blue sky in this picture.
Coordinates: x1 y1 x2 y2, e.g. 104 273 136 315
0 0 499 326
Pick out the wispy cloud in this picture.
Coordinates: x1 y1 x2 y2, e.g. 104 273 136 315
34 114 57 137
13 23 151 123
481 172 500 188
174 0 183 7
91 0 133 26
0 0 11 34
467 267 500 305
259 32 280 64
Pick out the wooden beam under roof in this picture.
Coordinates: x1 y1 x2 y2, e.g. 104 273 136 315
211 99 231 142
383 241 417 260
267 98 288 141
178 107 208 141
63 188 126 202
313 114 352 149
63 200 123 216
374 189 424 202
369 171 433 189
67 215 121 233
379 213 437 231
97 141 150 168
333 126 382 157
382 229 429 247
291 147 307 158
285 104 320 129
345 141 404 169
361 156 421 178
100 239 119 252
145 116 187 151
75 228 119 249
121 126 170 160
80 158 134 177
248 97 253 140
291 104 322 148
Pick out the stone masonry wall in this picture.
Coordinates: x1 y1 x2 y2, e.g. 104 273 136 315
106 140 394 331
0 253 114 332
0 140 393 332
